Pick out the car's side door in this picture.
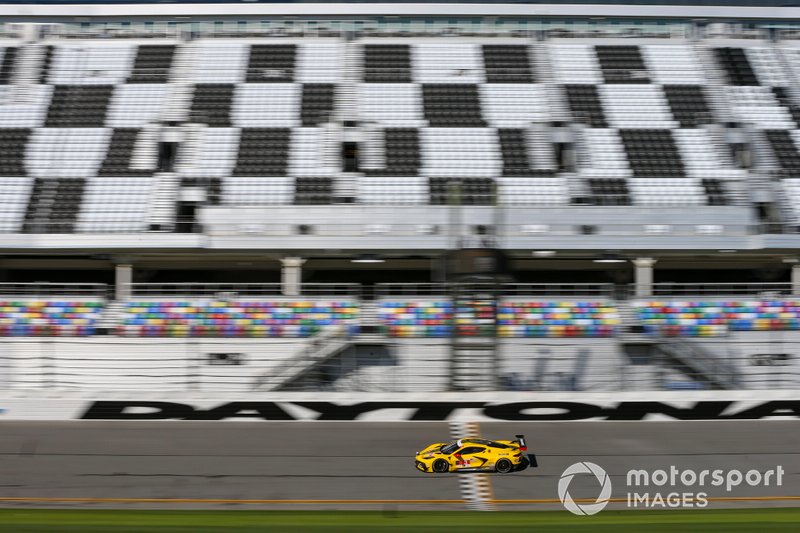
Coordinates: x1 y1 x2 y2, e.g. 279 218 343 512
453 446 489 470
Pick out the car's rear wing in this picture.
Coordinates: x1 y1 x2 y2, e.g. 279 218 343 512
515 434 538 468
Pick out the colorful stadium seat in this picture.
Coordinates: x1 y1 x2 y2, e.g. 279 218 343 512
0 300 103 336
379 300 619 338
634 300 800 336
119 300 359 338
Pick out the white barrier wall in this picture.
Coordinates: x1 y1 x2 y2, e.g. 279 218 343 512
0 337 309 392
0 337 635 393
1 391 799 421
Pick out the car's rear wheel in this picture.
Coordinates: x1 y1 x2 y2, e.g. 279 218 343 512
432 459 450 473
495 459 513 474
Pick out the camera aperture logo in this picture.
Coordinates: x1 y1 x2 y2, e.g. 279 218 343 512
559 462 784 515
558 462 612 516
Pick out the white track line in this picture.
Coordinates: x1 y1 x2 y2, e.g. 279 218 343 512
448 420 495 511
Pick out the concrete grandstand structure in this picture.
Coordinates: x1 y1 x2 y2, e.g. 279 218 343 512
2 3 800 394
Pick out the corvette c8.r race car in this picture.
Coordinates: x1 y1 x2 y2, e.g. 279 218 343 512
415 434 537 474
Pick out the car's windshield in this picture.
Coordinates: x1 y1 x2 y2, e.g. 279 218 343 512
440 442 459 454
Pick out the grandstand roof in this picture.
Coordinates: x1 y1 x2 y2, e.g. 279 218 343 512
0 0 797 5
0 2 799 22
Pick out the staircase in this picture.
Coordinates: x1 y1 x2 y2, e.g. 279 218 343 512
775 46 800 106
526 123 556 171
176 122 207 173
616 300 650 344
337 40 361 123
145 172 180 231
450 284 498 391
149 122 207 230
358 124 385 171
701 123 735 167
769 176 797 229
691 42 732 123
96 300 126 333
531 43 570 122
162 43 195 123
254 327 352 390
357 300 384 341
320 121 341 173
129 123 160 172
10 43 47 103
655 339 740 390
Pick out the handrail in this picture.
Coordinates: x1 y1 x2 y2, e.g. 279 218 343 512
638 283 795 297
0 283 108 298
127 283 361 298
0 282 795 299
375 283 616 297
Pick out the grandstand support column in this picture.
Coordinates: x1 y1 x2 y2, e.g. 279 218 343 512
792 264 800 296
633 258 657 297
281 257 306 296
115 263 133 301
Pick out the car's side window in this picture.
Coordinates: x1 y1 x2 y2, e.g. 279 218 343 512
458 446 486 455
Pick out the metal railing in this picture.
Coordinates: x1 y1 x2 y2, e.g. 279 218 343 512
0 283 108 298
0 282 796 301
375 283 615 298
641 283 796 298
128 283 361 298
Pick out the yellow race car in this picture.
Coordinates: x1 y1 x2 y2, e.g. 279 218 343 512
415 434 537 474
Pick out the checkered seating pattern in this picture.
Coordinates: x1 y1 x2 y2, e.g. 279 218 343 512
379 300 619 338
0 41 166 233
0 300 103 336
119 300 359 337
558 42 746 207
634 300 800 336
731 46 800 222
7 38 800 230
362 41 564 205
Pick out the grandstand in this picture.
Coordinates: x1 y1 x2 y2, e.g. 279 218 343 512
1 3 800 394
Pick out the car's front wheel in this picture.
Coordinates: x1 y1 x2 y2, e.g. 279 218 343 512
432 459 450 473
495 459 513 474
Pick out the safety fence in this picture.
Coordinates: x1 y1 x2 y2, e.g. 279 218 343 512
0 282 797 300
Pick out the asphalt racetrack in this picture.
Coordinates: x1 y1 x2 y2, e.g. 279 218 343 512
0 421 798 511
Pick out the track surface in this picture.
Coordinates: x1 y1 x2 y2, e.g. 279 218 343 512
0 421 798 510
